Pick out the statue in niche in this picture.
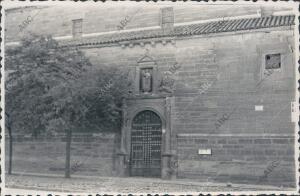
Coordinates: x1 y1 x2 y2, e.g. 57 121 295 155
140 68 153 93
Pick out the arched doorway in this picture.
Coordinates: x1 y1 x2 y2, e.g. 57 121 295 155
130 110 162 177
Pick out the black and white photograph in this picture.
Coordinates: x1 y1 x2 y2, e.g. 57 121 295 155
1 1 299 195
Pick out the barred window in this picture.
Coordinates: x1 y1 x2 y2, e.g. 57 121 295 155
265 53 281 69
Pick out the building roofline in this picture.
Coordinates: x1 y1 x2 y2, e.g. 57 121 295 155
58 14 295 48
5 15 295 49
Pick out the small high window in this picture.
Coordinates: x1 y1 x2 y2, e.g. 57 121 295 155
265 53 281 69
72 19 83 38
160 7 174 29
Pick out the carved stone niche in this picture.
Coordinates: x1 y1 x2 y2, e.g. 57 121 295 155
133 52 175 97
134 54 159 95
116 53 175 179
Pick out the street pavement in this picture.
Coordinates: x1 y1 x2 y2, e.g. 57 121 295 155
4 174 292 194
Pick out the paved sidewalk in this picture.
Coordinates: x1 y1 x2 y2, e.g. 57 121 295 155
4 174 292 194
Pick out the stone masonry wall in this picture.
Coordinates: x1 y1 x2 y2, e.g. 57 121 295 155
176 135 295 187
5 133 119 177
79 28 295 136
172 29 295 136
170 29 296 187
76 28 295 186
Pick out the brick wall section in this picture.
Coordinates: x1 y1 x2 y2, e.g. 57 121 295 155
5 133 119 176
176 135 295 187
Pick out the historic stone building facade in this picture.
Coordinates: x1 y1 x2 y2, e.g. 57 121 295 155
5 4 297 187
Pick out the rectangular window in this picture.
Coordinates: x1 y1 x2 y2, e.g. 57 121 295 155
72 19 83 38
265 53 281 69
160 7 174 29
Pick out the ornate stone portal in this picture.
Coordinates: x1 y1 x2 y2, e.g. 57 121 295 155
116 52 175 179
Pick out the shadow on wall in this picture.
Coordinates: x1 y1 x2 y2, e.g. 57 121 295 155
5 133 119 177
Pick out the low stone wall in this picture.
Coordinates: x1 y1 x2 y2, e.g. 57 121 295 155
5 133 119 177
176 134 296 187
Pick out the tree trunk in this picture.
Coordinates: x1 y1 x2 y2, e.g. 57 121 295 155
65 128 72 178
6 113 13 175
8 126 13 175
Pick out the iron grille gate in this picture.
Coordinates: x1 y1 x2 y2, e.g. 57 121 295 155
130 110 162 177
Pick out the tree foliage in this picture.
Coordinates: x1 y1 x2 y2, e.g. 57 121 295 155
5 34 131 137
